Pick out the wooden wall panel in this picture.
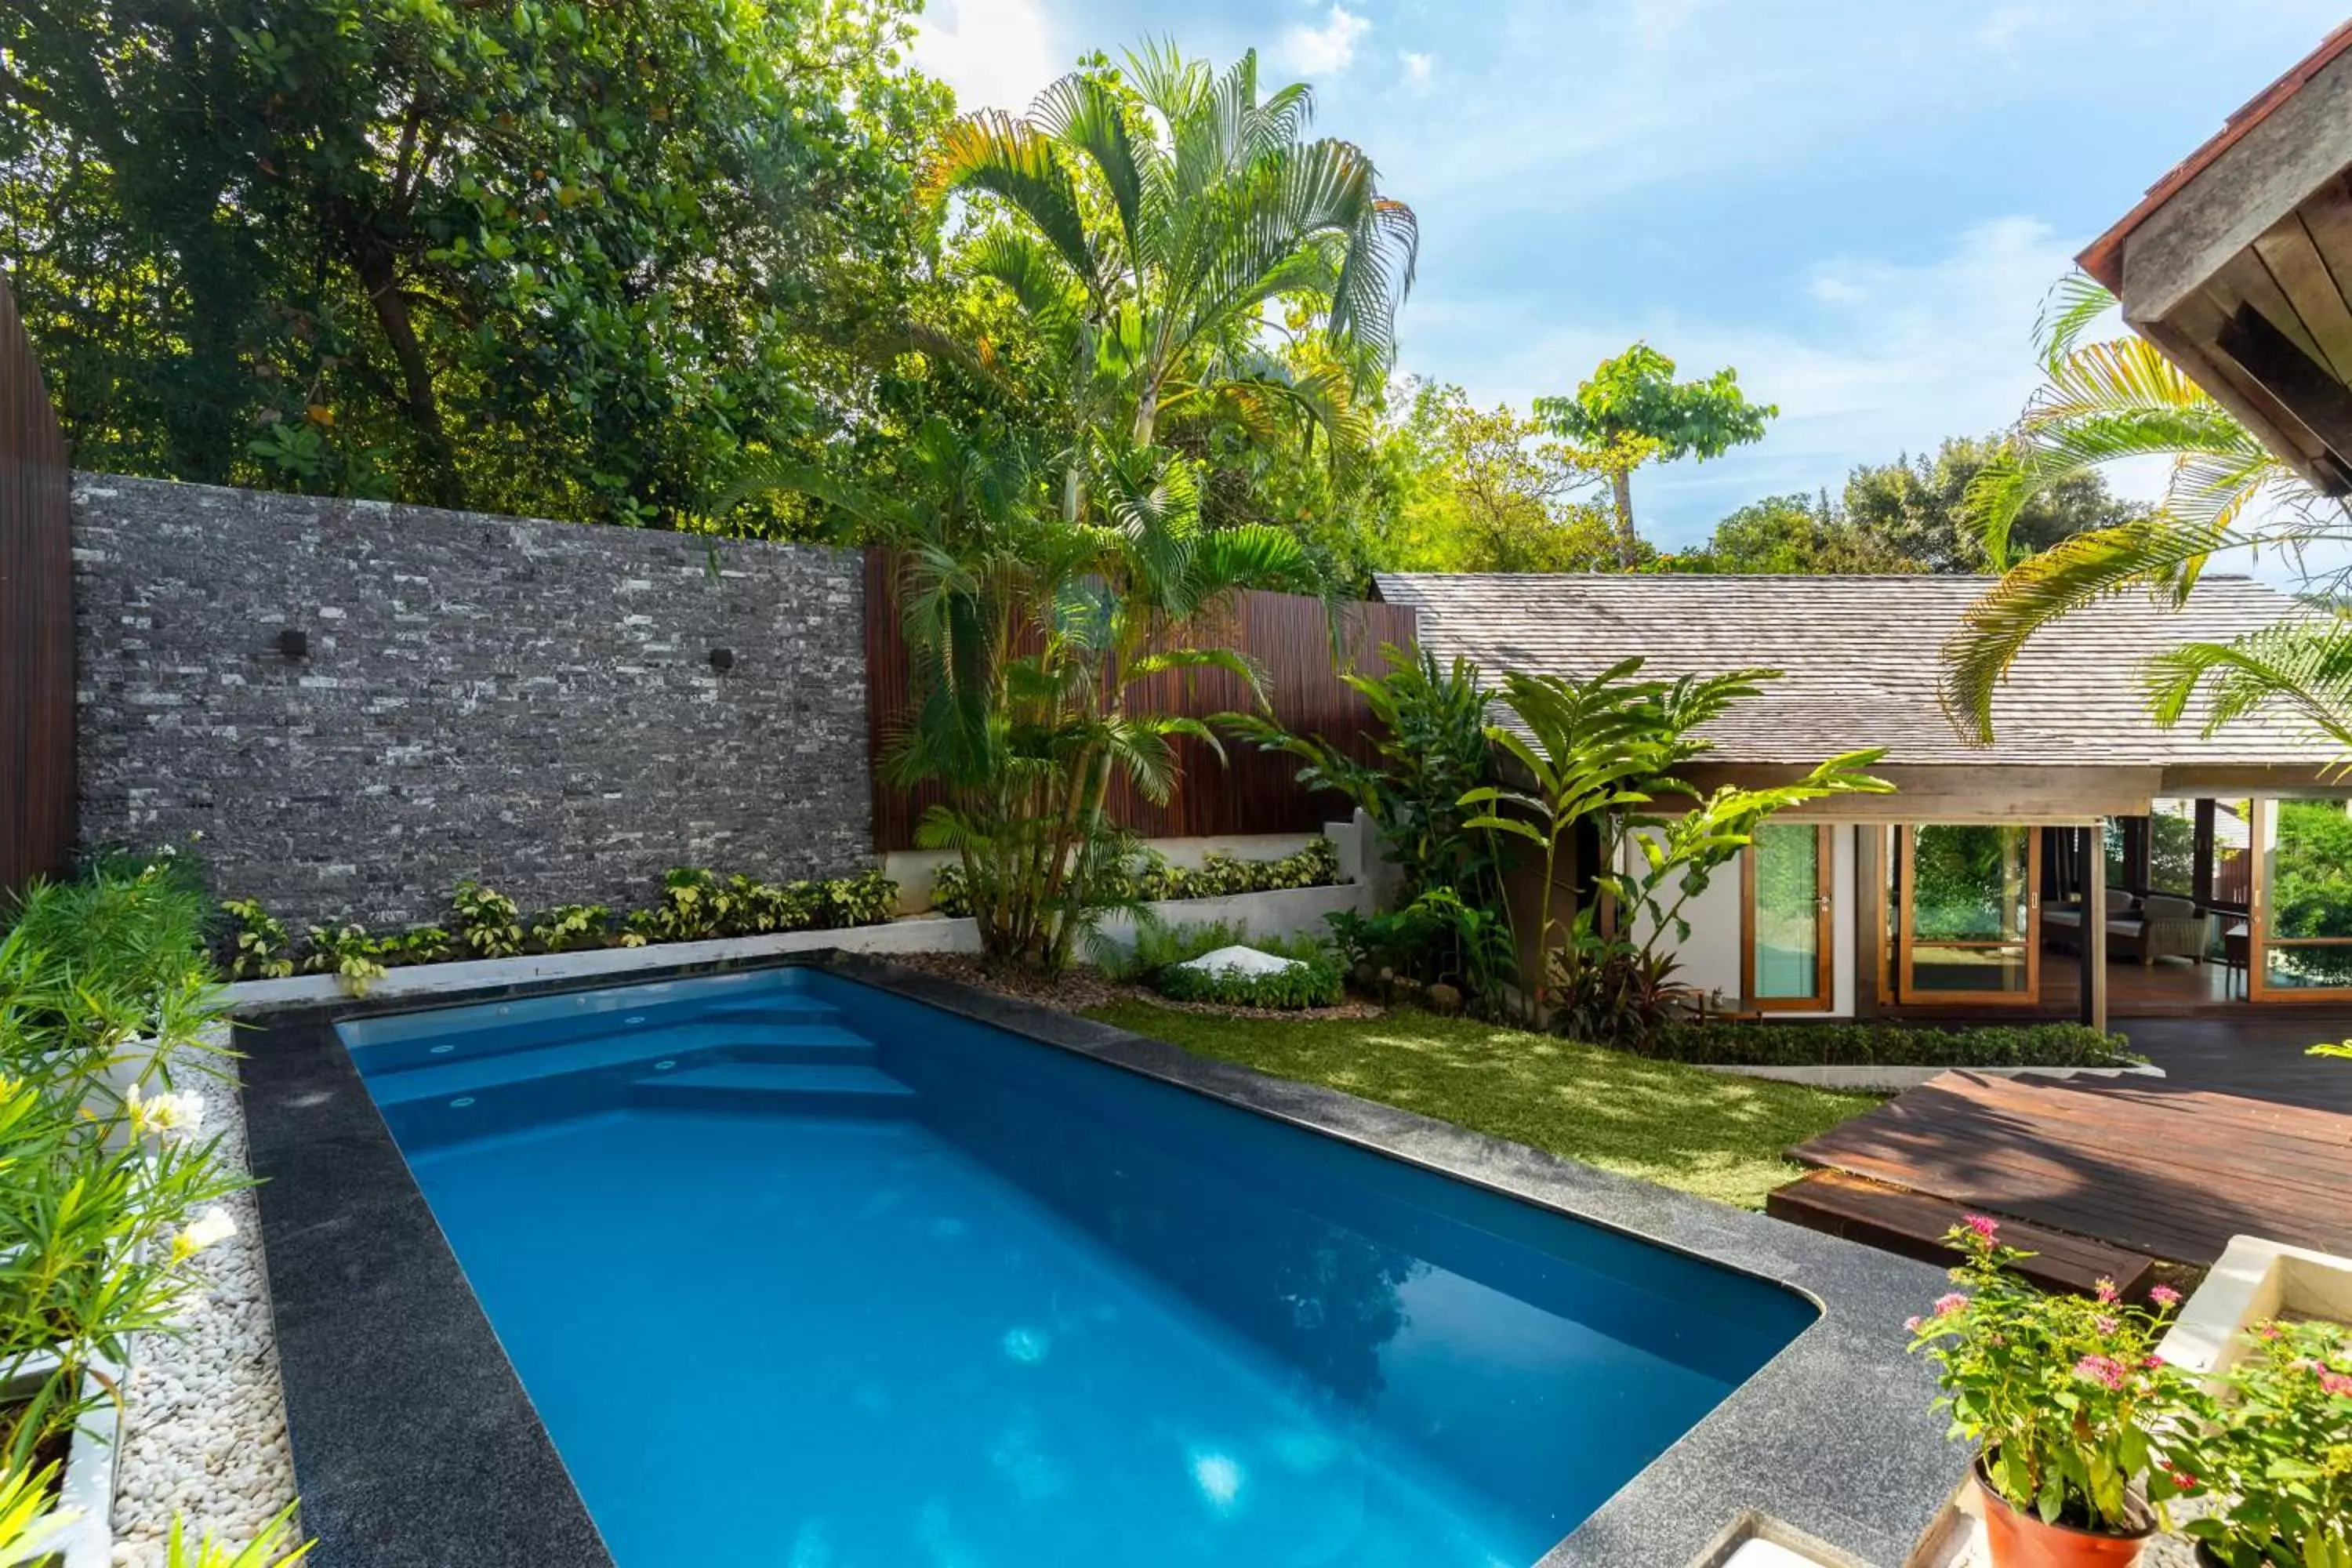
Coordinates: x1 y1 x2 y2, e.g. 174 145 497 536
864 550 1417 851
0 270 74 900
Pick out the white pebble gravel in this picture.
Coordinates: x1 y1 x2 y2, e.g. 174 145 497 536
109 1030 299 1565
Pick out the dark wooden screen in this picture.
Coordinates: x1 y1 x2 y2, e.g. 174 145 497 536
0 269 74 899
864 549 1417 851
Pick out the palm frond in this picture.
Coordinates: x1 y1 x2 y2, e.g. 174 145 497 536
2034 273 2119 370
929 111 1102 303
2142 615 2352 759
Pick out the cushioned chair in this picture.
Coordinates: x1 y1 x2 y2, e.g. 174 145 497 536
2109 892 2207 966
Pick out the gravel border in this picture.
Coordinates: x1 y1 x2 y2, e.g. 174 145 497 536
110 1029 299 1565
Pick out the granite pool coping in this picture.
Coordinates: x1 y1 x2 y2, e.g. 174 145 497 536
239 948 1962 1568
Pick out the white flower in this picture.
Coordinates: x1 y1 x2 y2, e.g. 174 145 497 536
127 1083 205 1141
171 1206 237 1263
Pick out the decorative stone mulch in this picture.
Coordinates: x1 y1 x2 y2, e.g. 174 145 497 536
880 950 1386 1022
111 1030 299 1565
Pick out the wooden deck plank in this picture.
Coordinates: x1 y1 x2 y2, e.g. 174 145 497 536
1768 1171 2158 1298
1788 1071 2352 1267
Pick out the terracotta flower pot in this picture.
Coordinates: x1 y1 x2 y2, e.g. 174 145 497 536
1975 1457 2156 1568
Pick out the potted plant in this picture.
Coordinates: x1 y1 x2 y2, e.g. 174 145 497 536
1907 1215 2194 1566
2168 1319 2350 1568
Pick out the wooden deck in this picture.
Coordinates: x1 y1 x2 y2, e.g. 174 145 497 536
1788 1070 2352 1267
1768 1171 2158 1298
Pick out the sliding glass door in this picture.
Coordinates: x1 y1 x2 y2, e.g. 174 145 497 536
2250 796 2352 1000
1745 823 1831 1009
1893 824 2039 1004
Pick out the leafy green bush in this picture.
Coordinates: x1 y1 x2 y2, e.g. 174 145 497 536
931 839 1340 918
1152 950 1345 1010
1646 1019 2139 1068
217 898 294 980
528 904 613 953
302 924 391 996
449 880 526 959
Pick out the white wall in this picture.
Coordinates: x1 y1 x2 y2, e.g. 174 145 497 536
1626 823 1860 1019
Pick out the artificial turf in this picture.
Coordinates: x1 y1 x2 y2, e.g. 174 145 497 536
1083 1002 1879 1211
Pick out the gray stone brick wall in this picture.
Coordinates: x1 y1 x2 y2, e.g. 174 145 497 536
72 474 873 930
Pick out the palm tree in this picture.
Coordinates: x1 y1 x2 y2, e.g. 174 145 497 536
927 42 1419 520
1941 276 2352 746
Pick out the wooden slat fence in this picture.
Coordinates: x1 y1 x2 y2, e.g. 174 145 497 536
863 549 1417 851
0 269 74 900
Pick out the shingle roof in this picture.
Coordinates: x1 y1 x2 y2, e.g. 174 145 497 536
1374 572 2339 768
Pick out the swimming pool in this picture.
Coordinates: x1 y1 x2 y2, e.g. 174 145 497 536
339 965 1817 1567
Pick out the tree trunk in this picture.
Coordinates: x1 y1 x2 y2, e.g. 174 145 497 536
354 239 465 509
1610 467 1639 568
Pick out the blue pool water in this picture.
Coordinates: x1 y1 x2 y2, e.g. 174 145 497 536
340 967 1813 1568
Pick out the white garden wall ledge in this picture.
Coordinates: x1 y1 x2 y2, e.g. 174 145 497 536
219 882 1374 1012
1693 1062 2165 1094
2157 1234 2352 1378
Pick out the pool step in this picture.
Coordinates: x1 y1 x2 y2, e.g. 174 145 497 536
628 1059 916 1115
348 998 845 1073
368 1022 879 1105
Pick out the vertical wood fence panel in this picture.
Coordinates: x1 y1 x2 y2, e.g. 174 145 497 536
864 550 1418 851
0 270 74 900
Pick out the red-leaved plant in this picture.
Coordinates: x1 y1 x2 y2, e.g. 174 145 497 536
1907 1215 2194 1532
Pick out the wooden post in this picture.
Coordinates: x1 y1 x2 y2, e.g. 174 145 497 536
1854 825 1881 1018
2083 827 2109 1033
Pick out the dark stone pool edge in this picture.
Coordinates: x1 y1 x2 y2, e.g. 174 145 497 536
238 949 1964 1568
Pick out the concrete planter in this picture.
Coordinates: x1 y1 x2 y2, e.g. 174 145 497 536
221 882 1375 1014
2157 1233 2352 1377
1691 1061 2164 1094
2 1356 124 1568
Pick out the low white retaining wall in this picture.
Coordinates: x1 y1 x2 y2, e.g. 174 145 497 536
2158 1234 2352 1377
219 882 1373 1012
1692 1061 2165 1094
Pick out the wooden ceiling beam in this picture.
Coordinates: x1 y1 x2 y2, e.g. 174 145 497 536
2213 301 2352 493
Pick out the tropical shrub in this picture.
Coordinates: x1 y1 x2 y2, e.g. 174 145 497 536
1101 916 1341 1009
2170 1319 2352 1568
1647 1021 2140 1069
448 881 525 960
301 924 390 997
217 898 294 981
931 840 1339 919
1463 659 1889 1044
1327 887 1512 1007
1907 1215 2191 1534
0 1459 310 1565
528 905 613 954
1153 952 1344 1011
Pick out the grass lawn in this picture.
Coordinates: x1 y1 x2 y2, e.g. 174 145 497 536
1084 1002 1878 1210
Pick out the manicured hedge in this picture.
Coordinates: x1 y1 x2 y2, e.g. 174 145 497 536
1646 1020 2143 1069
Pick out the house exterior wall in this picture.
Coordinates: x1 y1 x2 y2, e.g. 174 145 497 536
71 474 873 929
1631 825 1861 1019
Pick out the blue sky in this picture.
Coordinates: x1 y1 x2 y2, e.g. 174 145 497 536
913 0 2348 553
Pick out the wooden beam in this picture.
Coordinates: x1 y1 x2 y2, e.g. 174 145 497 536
2215 247 2333 374
2117 50 2352 325
2252 211 2352 380
2086 849 2109 1035
2215 299 2352 477
1854 825 1881 1019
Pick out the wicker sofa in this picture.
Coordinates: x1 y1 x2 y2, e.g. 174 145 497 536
2044 891 2209 965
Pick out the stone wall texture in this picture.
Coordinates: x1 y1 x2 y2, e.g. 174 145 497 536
72 474 872 929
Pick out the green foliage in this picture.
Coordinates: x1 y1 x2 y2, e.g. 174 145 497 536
0 863 249 1471
1908 1218 2190 1533
2171 1319 2352 1568
1152 950 1344 1010
930 840 1339 919
1534 343 1777 563
1086 1003 1875 1210
528 906 613 955
0 1464 310 1566
1326 888 1514 1009
1843 434 2146 573
1363 383 1628 573
217 898 294 981
1647 1021 2137 1068
1 0 949 527
1463 658 1889 1041
2270 801 2352 946
1668 492 1923 575
381 926 453 967
301 924 390 996
448 881 525 960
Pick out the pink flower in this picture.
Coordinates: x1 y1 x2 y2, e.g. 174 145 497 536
1963 1214 1999 1240
2096 1316 2120 1336
1934 1293 1969 1318
2143 1354 2167 1370
2169 1469 2197 1490
2321 1370 2352 1399
2095 1278 2120 1304
2260 1324 2286 1341
2149 1284 2182 1308
2074 1354 2127 1391
1904 1316 1924 1334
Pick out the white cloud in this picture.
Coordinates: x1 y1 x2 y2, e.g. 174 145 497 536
910 0 1062 114
1399 51 1434 89
1406 217 2101 546
1278 5 1370 78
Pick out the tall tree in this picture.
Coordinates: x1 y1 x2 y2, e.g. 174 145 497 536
1379 382 1625 572
1844 434 2144 573
1534 343 1776 567
0 0 948 524
1673 492 1922 575
925 43 1418 524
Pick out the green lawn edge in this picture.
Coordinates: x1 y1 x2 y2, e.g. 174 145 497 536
1083 1002 1880 1211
